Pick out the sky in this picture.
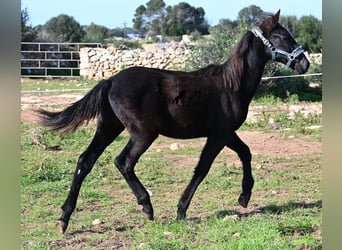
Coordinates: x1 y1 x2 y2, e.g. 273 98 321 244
21 0 322 29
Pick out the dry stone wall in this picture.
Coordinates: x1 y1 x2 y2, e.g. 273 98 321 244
80 42 322 80
80 43 191 80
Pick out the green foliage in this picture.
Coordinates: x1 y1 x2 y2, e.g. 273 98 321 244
161 3 209 36
297 15 322 53
280 14 322 53
238 5 263 25
133 0 166 36
133 5 148 33
133 0 208 37
82 23 110 43
41 14 84 42
280 15 300 37
21 8 37 42
257 66 322 102
185 23 246 70
112 40 142 50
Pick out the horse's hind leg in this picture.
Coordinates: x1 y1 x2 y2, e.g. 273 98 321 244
57 115 124 234
114 133 157 220
226 132 254 208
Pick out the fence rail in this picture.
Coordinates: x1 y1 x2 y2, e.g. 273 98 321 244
21 42 102 78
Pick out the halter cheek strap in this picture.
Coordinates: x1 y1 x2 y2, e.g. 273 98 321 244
251 26 305 69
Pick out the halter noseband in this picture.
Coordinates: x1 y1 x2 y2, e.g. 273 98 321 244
251 26 305 69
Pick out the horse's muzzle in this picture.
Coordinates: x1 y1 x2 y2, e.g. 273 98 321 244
294 54 310 74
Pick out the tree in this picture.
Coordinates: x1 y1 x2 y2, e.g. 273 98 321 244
21 7 37 41
133 0 208 37
82 23 109 43
40 14 84 42
161 2 209 36
185 24 246 70
297 15 322 53
133 5 147 34
133 0 166 37
238 5 263 25
280 15 300 38
218 18 238 32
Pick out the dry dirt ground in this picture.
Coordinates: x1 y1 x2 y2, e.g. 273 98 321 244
21 93 322 157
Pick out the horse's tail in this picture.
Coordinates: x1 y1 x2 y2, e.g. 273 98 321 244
37 79 112 134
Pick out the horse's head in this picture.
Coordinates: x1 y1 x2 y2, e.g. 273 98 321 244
252 10 310 74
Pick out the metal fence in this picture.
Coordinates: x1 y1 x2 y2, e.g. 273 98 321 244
21 42 102 78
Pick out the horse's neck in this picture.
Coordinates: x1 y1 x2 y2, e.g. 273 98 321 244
222 31 267 97
238 34 268 101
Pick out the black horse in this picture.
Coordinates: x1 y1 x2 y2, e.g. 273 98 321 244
37 10 310 234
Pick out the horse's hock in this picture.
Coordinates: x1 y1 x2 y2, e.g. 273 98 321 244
80 43 192 80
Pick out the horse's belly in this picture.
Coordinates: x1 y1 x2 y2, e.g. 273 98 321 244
159 125 207 139
154 106 207 138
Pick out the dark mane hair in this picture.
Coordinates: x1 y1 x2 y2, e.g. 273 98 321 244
222 31 254 91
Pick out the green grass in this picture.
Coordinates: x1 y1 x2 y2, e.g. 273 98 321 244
21 119 322 249
241 107 322 141
21 78 97 93
21 81 321 249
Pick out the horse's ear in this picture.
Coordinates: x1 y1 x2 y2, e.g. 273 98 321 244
273 10 280 24
260 10 280 35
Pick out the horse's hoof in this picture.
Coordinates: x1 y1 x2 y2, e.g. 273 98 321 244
143 212 154 220
238 193 251 208
142 207 154 220
176 215 186 221
56 220 68 234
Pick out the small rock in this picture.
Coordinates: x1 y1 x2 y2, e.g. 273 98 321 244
307 125 322 130
223 214 239 221
92 219 102 225
163 231 173 236
232 232 241 238
170 143 180 151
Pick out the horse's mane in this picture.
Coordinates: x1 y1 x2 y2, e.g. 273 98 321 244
193 13 269 91
192 31 255 91
195 63 223 77
222 11 276 91
222 31 254 91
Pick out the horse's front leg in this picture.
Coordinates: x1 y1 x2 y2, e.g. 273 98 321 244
176 136 226 220
226 132 254 208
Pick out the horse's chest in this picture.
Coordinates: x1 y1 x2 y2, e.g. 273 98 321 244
221 93 249 129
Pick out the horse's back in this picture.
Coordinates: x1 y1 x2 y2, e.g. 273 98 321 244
106 66 223 138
